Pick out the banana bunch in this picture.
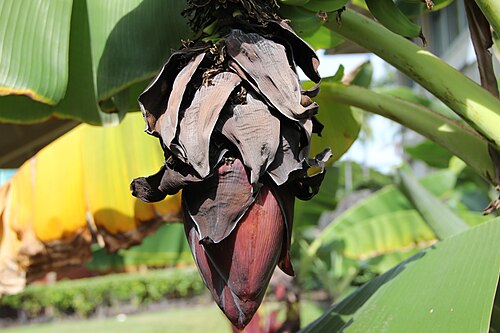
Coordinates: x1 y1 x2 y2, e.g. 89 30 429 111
366 0 424 41
278 0 459 44
277 0 348 47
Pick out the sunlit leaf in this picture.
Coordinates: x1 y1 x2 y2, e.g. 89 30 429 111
398 168 469 239
302 218 500 333
0 0 72 105
0 0 191 125
310 170 458 260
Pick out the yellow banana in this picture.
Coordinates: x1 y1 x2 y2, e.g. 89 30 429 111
279 5 325 35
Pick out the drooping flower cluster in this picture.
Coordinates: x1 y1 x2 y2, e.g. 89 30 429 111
131 17 330 329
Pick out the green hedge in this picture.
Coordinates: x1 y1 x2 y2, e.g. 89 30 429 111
0 267 205 319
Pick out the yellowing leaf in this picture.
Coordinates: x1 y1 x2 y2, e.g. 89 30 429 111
0 112 182 295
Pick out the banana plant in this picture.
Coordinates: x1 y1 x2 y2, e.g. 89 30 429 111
1 0 500 332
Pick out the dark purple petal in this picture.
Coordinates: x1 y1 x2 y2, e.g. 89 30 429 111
184 184 285 329
183 158 254 244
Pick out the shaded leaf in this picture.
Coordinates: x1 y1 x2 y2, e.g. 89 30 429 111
309 84 363 163
404 140 453 168
86 0 191 102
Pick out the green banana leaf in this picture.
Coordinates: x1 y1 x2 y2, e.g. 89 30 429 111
293 161 392 232
309 62 374 164
295 61 375 230
301 217 500 333
310 169 474 261
87 224 193 272
324 9 500 150
0 0 190 125
404 140 453 169
119 224 192 267
317 210 435 260
310 87 363 163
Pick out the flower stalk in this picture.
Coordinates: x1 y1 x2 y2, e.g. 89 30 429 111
324 9 500 150
322 82 497 185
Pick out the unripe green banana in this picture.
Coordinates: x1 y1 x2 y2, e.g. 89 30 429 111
395 0 453 11
394 0 425 18
279 5 324 35
302 0 349 12
279 0 312 6
430 0 455 11
366 0 424 40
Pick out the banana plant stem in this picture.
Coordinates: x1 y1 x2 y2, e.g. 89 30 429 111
323 82 497 185
324 9 500 149
398 169 469 239
474 0 500 35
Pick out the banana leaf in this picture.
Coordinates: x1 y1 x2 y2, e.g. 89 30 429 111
308 169 486 267
0 0 190 125
0 112 182 295
301 217 500 333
